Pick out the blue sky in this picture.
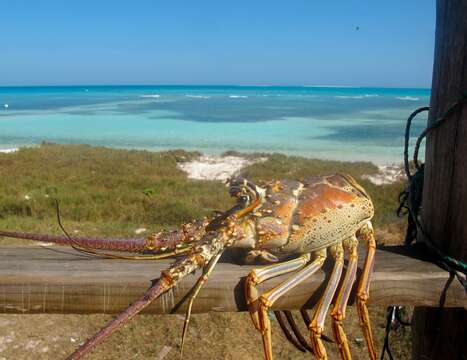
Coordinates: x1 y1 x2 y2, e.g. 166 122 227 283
1 1 435 87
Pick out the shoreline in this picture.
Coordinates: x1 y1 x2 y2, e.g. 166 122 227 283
0 143 405 164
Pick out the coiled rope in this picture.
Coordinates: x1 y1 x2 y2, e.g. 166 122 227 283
398 93 467 275
382 93 467 360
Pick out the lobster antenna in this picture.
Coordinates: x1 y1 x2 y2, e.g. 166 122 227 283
54 199 87 254
54 199 190 260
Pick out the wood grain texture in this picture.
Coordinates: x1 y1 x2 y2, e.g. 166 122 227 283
0 246 464 315
422 0 467 261
413 1 467 359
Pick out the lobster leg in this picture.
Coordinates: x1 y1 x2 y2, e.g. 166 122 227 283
309 244 344 360
180 251 223 356
245 254 311 331
283 310 315 351
273 311 308 352
246 251 326 360
330 237 358 360
275 309 334 354
301 309 334 343
356 221 377 360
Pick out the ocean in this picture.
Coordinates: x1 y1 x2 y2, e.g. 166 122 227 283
0 85 430 164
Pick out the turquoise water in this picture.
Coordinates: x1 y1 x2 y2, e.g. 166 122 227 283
0 85 430 164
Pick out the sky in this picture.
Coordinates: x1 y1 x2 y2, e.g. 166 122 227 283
0 1 436 87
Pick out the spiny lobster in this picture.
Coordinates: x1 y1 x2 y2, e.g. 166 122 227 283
0 174 377 360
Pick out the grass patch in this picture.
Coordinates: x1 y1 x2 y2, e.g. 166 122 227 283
0 144 231 234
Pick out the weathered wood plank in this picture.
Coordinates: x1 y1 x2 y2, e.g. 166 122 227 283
0 246 464 315
423 0 467 265
413 1 467 358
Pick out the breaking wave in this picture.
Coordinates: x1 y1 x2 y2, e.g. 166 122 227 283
140 94 161 98
396 96 420 101
334 94 378 99
185 95 210 99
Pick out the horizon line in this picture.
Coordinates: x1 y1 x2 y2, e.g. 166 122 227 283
0 83 432 90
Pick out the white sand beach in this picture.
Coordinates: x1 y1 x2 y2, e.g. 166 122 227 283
178 154 404 184
0 148 18 154
177 155 266 181
362 165 406 185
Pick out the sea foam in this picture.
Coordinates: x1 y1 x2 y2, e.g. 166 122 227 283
229 95 248 99
140 94 161 98
396 96 420 101
186 95 210 99
334 94 378 99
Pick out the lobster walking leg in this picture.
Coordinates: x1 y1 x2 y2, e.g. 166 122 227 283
309 244 344 360
180 251 223 356
273 311 308 352
356 221 377 360
281 310 314 352
330 237 358 360
275 309 334 353
245 254 311 331
246 251 325 360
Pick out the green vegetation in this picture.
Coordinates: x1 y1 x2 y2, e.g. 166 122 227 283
0 144 231 240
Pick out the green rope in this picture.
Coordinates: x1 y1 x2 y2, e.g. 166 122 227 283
401 93 467 276
413 92 467 171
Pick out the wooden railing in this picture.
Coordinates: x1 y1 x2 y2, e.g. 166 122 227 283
0 245 464 315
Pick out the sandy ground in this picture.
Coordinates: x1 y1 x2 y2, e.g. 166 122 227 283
178 154 404 184
361 165 406 185
177 155 266 181
0 307 412 360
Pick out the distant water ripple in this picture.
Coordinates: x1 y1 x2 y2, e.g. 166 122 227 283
0 85 430 163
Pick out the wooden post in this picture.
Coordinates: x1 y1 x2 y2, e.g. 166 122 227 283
413 0 467 359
